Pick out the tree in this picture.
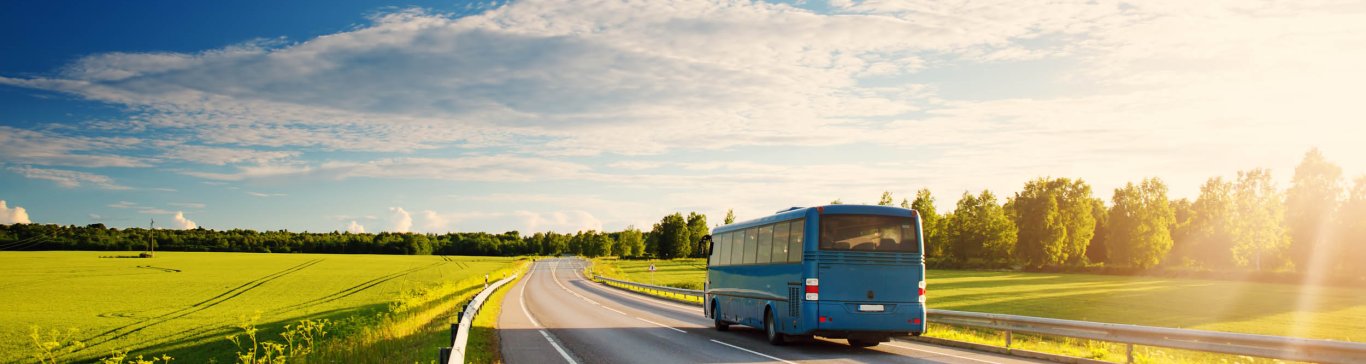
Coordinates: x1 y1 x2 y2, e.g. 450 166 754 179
686 212 709 258
1086 198 1109 264
1168 198 1196 266
1337 176 1366 276
1008 178 1097 267
651 213 691 258
878 191 895 206
724 209 736 225
1184 177 1238 269
830 199 844 205
910 189 944 258
1105 178 1175 269
1232 169 1288 271
946 190 1016 265
618 226 645 257
1285 148 1343 273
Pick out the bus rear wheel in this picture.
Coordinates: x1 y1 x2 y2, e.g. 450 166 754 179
764 310 785 345
713 303 730 331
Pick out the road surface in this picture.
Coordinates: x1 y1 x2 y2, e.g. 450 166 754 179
498 257 1047 364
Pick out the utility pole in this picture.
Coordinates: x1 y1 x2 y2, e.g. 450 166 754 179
149 218 155 257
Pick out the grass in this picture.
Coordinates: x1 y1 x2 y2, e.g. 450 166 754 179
589 258 1366 363
0 251 518 363
590 257 706 290
466 262 531 364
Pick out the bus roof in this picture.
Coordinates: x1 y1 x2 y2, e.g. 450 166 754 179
712 204 916 234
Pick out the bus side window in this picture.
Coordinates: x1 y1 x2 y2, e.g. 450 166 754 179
730 231 743 265
788 219 805 262
720 232 733 265
743 228 758 264
710 233 723 266
756 224 773 264
772 221 790 263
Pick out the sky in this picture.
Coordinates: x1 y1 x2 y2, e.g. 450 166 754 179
2 0 1365 234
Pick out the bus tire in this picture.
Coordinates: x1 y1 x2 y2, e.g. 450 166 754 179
764 309 785 345
713 302 730 331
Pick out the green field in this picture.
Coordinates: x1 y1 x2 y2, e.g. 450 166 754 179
592 257 1366 342
0 251 517 363
591 258 706 290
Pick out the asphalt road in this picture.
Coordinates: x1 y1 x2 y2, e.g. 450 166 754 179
498 257 1048 364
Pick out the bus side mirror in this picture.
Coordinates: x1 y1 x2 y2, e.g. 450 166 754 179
701 235 713 264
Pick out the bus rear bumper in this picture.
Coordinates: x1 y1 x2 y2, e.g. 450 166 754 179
814 301 925 334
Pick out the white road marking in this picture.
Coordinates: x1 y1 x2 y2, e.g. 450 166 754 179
551 260 689 334
540 330 577 364
886 342 1001 364
636 317 687 333
710 339 797 364
518 261 578 364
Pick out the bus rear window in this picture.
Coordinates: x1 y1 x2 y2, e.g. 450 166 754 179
818 215 918 253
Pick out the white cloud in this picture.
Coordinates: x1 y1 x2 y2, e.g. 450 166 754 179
0 200 32 224
186 155 591 182
108 201 138 209
388 207 412 232
162 145 298 165
168 202 206 209
417 210 449 233
7 166 131 190
170 211 198 229
345 220 365 233
245 191 287 198
0 126 151 168
515 210 603 234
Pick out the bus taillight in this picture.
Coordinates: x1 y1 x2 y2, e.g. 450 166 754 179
918 280 926 303
805 278 819 301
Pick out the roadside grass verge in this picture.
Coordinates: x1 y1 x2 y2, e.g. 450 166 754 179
466 261 532 364
589 257 706 289
306 260 528 363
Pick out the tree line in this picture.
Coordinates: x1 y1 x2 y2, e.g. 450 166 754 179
868 148 1364 280
0 215 704 259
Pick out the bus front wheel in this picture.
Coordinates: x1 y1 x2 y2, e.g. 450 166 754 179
764 310 785 345
713 303 729 331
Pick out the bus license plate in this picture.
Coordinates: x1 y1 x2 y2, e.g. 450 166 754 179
858 304 884 312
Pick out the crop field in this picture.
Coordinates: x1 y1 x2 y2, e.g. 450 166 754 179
591 258 1366 342
0 251 516 363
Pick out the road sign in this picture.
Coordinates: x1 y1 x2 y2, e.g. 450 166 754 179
649 264 656 272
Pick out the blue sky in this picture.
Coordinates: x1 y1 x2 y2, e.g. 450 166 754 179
2 0 1364 233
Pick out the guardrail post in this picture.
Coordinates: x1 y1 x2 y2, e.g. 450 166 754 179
1005 330 1012 349
439 347 451 364
1126 343 1134 364
450 323 459 344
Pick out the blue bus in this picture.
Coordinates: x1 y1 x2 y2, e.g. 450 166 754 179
704 204 926 347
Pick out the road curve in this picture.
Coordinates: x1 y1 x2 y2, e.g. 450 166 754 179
499 257 1048 364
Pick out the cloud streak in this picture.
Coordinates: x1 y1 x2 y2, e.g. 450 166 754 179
7 166 130 190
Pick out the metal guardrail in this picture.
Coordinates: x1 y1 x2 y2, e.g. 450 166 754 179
440 272 519 364
589 273 1366 364
593 275 705 304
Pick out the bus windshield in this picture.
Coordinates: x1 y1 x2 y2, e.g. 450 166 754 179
818 214 918 253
